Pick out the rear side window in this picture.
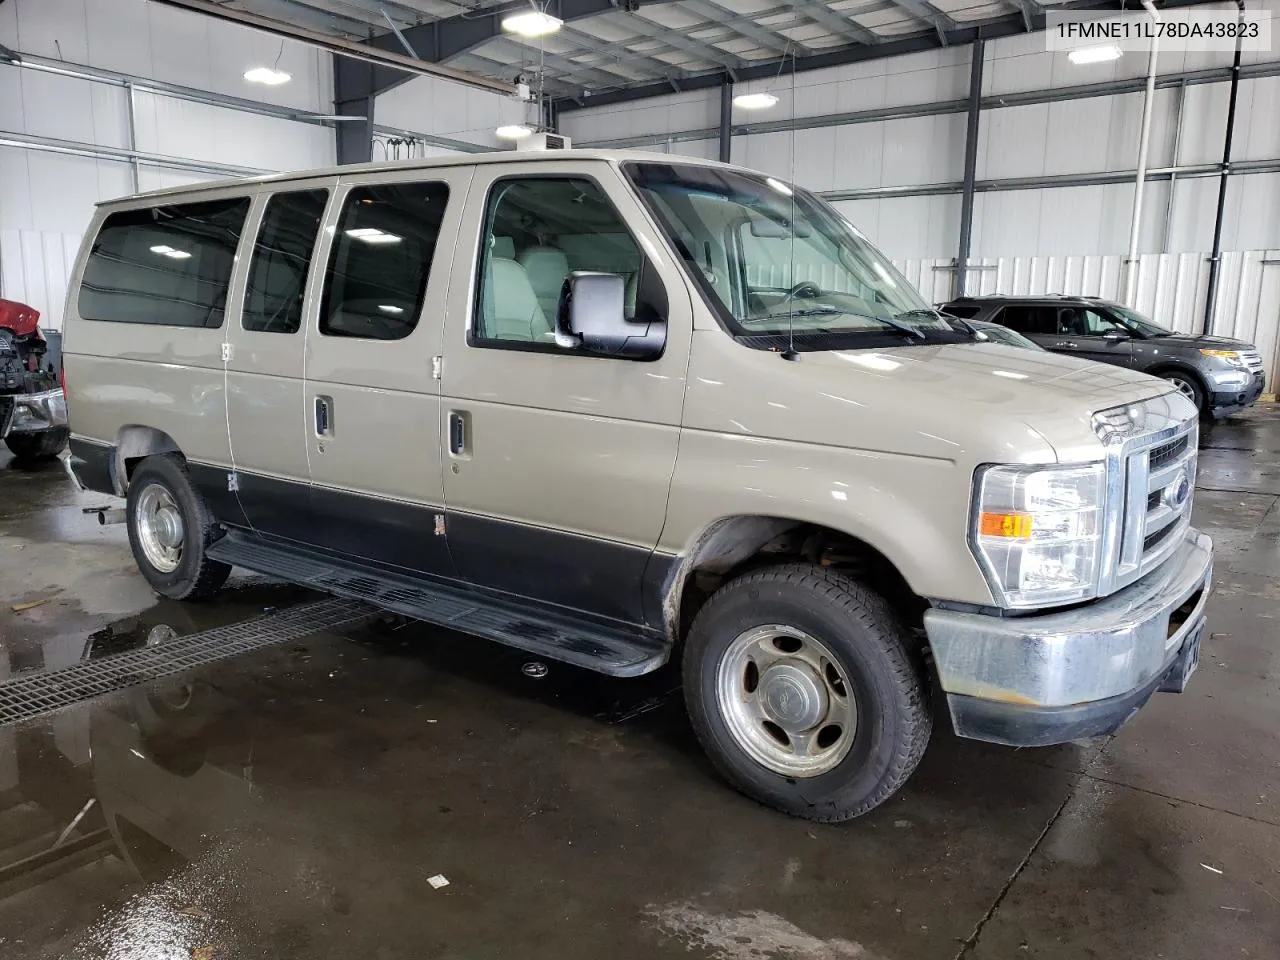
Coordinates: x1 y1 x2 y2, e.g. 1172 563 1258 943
78 197 250 328
942 304 981 319
243 189 328 334
320 181 450 340
996 305 1057 335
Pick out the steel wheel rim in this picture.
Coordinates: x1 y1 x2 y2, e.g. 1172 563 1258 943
716 624 858 778
135 484 185 574
1167 375 1198 403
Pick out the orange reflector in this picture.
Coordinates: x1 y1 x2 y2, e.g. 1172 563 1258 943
980 512 1032 538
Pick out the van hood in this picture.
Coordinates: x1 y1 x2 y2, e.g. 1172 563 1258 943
685 336 1184 465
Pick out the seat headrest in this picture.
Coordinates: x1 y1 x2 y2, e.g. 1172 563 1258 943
491 235 516 259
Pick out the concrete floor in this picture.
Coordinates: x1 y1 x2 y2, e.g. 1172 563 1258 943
0 411 1277 960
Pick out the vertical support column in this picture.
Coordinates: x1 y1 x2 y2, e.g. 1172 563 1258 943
718 78 732 164
124 80 141 192
1203 1 1246 335
334 57 375 165
1162 79 1187 254
954 37 984 300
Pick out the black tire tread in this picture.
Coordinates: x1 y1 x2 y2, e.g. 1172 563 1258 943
683 562 931 822
127 454 230 600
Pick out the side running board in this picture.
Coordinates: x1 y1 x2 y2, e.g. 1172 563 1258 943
207 530 668 677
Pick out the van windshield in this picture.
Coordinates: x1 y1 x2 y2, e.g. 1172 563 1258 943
625 161 971 348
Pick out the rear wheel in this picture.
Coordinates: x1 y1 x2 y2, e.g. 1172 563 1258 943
126 455 230 600
4 427 69 460
682 564 931 822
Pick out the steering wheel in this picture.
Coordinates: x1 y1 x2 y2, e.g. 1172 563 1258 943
785 280 823 300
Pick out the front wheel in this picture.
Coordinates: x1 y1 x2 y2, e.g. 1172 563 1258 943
126 455 230 600
682 564 931 822
1161 371 1206 413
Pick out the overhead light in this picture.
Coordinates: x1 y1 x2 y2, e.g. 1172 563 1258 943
501 10 563 37
149 244 191 259
345 227 402 245
1068 45 1123 65
244 66 292 85
733 92 779 110
495 124 535 140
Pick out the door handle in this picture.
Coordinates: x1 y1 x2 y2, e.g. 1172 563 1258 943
448 410 467 455
1055 341 1078 349
315 395 333 437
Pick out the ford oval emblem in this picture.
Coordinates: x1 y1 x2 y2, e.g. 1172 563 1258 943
1166 472 1191 509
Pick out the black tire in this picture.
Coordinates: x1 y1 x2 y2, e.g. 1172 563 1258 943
126 454 230 600
682 563 931 822
1158 370 1206 414
4 426 69 460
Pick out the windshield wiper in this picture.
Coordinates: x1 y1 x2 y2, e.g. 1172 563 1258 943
744 306 927 340
896 307 980 340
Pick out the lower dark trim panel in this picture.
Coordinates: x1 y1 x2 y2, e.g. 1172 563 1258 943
68 437 115 496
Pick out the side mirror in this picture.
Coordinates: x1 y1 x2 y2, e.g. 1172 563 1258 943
555 272 665 359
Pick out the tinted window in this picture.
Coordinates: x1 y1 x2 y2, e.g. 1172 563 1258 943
243 189 328 334
474 177 649 346
1058 306 1125 336
942 304 981 319
320 182 450 340
79 197 250 327
996 305 1057 335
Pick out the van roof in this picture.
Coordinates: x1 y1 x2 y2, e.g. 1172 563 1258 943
98 148 738 207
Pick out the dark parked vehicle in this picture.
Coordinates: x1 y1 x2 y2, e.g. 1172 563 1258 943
941 295 1265 417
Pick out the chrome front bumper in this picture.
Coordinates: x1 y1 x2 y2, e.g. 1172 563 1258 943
925 529 1212 745
2 388 68 436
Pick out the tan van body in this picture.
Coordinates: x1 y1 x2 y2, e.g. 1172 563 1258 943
63 151 1211 820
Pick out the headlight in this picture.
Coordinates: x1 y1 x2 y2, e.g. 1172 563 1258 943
1200 349 1246 367
971 463 1106 608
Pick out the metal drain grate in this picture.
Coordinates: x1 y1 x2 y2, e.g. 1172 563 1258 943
0 598 373 727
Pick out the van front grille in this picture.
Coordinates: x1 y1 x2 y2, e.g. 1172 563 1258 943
1099 410 1198 594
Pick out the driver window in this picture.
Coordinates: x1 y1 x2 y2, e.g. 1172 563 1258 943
473 177 647 347
1059 307 1121 336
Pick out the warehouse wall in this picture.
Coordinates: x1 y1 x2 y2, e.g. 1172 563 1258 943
0 0 335 326
374 74 526 154
559 0 1280 263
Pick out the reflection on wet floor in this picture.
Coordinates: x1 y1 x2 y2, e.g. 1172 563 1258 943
0 409 1278 959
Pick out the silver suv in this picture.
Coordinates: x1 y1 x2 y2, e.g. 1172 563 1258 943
942 294 1265 418
62 152 1212 821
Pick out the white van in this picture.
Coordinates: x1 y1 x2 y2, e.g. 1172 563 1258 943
63 151 1211 821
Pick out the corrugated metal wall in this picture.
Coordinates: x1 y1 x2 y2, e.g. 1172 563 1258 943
900 249 1280 381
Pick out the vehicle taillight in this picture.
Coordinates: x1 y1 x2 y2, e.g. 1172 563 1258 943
61 364 67 396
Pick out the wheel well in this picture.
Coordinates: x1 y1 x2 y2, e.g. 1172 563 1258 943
114 425 182 494
667 516 925 644
1147 364 1205 392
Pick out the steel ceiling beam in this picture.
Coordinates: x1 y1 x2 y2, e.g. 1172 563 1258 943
772 0 881 47
150 0 513 93
884 0 959 30
557 0 1221 112
679 0 804 56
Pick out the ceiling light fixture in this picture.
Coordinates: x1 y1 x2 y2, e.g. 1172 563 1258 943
345 227 402 245
733 91 779 110
244 66 291 85
495 124 535 140
501 10 563 38
1068 44 1123 65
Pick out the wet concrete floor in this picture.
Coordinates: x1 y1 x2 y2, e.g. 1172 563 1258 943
0 411 1277 960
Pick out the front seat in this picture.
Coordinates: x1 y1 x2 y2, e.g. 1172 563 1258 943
484 253 552 342
517 245 570 319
